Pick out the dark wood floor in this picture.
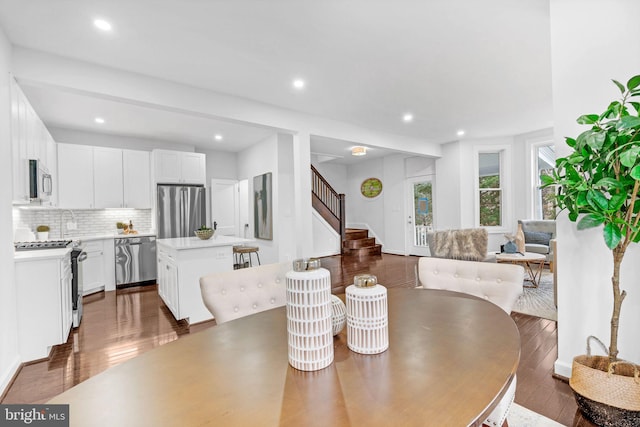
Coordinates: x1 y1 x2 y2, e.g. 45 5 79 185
1 254 576 426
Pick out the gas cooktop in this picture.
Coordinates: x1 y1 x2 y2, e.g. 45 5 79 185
14 240 73 251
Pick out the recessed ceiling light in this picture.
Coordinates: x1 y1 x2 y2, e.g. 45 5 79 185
93 19 112 32
214 134 223 141
94 117 105 124
457 130 465 136
292 79 305 89
351 146 367 156
402 113 414 123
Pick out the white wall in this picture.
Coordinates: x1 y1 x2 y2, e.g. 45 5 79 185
435 141 463 230
346 157 386 244
382 155 406 254
49 126 193 152
0 24 19 396
237 135 279 264
550 0 640 376
276 134 295 261
310 157 348 195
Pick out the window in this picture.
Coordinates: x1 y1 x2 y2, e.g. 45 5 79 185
478 152 502 227
534 144 556 220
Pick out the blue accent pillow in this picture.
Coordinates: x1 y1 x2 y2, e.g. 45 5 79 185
524 231 552 246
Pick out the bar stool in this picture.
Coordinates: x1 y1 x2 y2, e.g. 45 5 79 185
233 246 261 269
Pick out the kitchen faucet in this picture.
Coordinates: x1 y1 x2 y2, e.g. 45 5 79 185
59 209 76 238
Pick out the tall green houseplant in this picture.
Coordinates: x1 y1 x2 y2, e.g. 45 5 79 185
542 74 640 363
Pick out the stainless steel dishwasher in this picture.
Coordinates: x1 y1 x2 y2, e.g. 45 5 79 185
115 236 157 287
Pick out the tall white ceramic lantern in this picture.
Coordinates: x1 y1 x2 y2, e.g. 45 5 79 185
346 274 389 354
286 258 333 371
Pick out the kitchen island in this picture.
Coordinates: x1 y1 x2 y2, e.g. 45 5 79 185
156 235 254 324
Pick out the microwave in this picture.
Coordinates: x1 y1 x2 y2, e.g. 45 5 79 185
29 159 52 203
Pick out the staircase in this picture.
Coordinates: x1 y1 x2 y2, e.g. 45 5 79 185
342 228 382 256
311 166 382 255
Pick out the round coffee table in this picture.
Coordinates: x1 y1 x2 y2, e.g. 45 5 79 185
496 251 546 287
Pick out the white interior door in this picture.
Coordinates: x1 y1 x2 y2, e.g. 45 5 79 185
210 179 239 236
238 180 249 238
405 176 435 256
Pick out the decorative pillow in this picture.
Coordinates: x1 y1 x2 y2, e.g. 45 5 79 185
523 231 552 246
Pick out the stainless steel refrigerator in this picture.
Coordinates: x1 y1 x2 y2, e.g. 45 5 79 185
157 184 206 239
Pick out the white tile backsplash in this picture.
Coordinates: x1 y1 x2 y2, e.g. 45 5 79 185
13 208 152 240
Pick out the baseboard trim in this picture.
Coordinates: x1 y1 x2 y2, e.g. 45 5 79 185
0 355 22 401
381 249 405 256
554 358 572 379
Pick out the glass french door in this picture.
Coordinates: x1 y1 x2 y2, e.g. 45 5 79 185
406 176 435 256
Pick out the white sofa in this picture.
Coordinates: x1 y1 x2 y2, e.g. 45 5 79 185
416 257 524 316
199 262 289 324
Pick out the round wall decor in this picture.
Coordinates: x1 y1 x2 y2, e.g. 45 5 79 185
360 177 383 198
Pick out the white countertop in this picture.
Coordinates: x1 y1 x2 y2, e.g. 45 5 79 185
14 247 72 262
157 235 254 250
76 231 156 241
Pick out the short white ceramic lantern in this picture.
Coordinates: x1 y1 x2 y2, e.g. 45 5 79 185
330 294 347 336
346 274 389 354
286 258 333 371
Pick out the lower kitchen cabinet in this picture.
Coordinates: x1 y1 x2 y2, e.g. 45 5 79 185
157 248 180 319
82 238 116 294
15 250 72 362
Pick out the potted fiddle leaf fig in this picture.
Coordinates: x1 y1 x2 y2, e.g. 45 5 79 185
542 75 640 426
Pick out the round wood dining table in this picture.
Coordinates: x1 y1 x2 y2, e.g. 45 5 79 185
49 289 520 426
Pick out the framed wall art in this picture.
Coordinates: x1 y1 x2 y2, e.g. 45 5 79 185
253 172 273 240
360 177 383 198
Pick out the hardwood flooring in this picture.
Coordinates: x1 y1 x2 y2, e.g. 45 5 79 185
1 254 576 426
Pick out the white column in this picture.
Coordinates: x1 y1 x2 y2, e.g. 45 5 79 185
293 132 313 258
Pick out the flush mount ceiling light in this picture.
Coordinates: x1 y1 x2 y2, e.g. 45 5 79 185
402 113 414 123
352 146 367 156
292 79 305 89
93 19 112 32
94 117 105 124
457 130 465 136
214 134 223 141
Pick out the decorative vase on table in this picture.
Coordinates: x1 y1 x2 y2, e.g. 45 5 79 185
515 223 526 254
285 258 333 371
345 274 389 354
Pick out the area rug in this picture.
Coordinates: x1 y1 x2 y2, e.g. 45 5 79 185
508 403 566 426
512 270 557 321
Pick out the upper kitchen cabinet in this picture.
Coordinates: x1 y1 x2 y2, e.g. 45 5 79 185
152 150 206 185
94 147 124 208
58 144 95 209
123 149 151 209
10 77 58 205
58 144 152 209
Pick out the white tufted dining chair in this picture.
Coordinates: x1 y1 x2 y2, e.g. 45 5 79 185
199 262 289 325
417 256 524 427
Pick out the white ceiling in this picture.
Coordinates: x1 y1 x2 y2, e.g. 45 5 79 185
0 0 553 159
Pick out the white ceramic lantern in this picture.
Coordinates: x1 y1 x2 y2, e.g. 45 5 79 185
286 258 333 371
330 294 347 336
346 274 389 354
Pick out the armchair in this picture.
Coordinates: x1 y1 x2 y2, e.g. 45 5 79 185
518 219 556 266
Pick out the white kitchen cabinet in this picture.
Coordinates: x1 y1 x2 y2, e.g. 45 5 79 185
15 251 73 362
156 235 252 324
123 149 151 208
58 143 95 209
94 147 124 209
82 240 107 295
58 144 151 209
152 150 206 185
10 77 58 205
157 247 180 320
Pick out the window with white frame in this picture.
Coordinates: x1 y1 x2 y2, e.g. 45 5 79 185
534 144 556 220
478 151 503 227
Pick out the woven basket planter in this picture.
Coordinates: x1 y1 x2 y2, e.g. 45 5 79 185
569 338 640 427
